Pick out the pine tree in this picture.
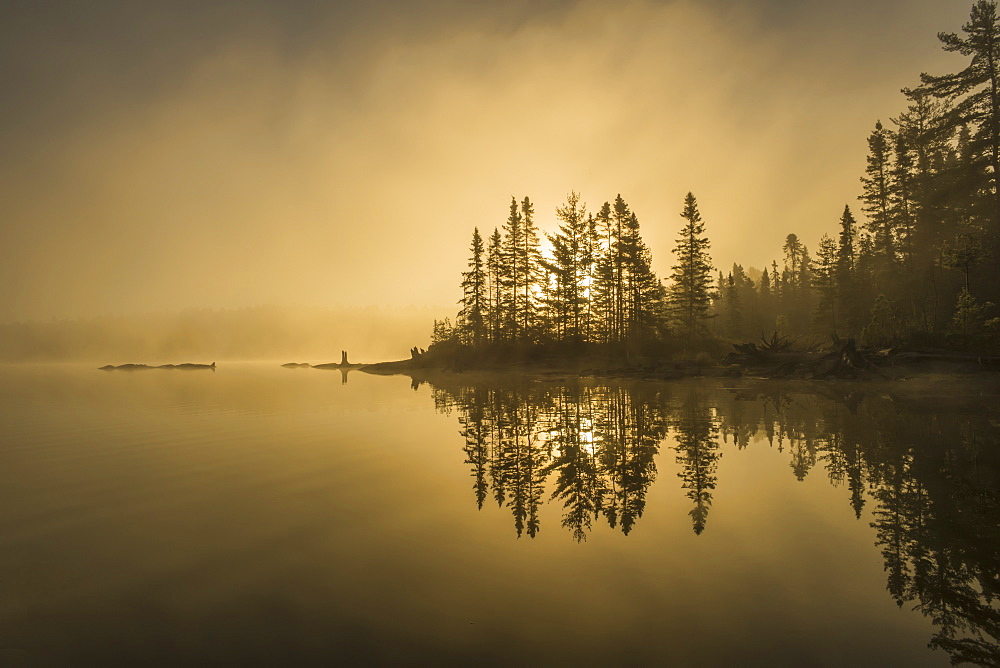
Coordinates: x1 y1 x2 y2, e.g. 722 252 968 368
912 0 1000 244
668 192 714 342
812 233 839 334
723 272 743 338
951 287 995 349
861 294 902 348
837 205 860 334
620 210 662 341
486 228 504 342
501 198 523 341
782 233 804 292
518 197 542 339
591 201 617 342
543 192 591 342
759 265 773 332
731 263 756 339
889 130 916 267
459 228 488 346
771 259 782 305
860 120 897 287
611 195 631 341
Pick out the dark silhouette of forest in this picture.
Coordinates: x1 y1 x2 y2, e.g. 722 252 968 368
428 375 1000 666
429 2 1000 365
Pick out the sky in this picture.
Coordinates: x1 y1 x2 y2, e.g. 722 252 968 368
0 0 974 322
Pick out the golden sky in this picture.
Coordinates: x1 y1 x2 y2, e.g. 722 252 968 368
0 0 970 321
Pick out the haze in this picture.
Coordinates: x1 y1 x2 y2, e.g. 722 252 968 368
1 0 968 329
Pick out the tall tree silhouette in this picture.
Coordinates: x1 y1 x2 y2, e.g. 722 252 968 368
860 120 897 291
836 205 861 335
812 233 839 334
500 197 523 341
912 0 1000 254
517 197 543 339
668 192 714 342
543 192 591 342
459 227 487 345
486 228 504 342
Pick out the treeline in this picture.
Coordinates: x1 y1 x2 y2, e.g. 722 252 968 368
716 0 1000 351
434 1 1000 357
433 191 711 353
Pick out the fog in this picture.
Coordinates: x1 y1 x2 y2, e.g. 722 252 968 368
0 0 971 356
0 305 438 363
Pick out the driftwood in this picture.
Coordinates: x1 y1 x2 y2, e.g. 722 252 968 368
725 337 887 379
725 334 1000 379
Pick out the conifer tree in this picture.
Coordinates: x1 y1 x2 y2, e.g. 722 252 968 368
486 228 504 342
668 193 714 341
782 234 802 281
730 264 756 339
812 234 839 334
894 92 953 267
543 192 591 342
889 131 916 267
611 195 631 341
620 210 662 341
591 201 617 342
723 272 743 338
459 227 488 346
771 260 782 305
912 0 1000 243
837 205 861 335
758 266 773 332
518 197 542 339
860 120 896 285
501 198 523 341
583 213 600 340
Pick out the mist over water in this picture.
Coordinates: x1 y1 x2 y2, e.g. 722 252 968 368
0 305 440 363
2 363 995 665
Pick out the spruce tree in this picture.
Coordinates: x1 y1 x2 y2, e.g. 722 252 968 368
518 197 542 339
501 198 523 341
591 201 616 342
723 272 743 338
620 209 662 341
486 228 504 342
544 191 590 341
812 234 839 334
759 266 773 332
611 195 631 341
860 120 896 284
459 228 488 346
837 205 861 335
668 192 714 342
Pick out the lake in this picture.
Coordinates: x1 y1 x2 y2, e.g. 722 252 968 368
1 363 997 666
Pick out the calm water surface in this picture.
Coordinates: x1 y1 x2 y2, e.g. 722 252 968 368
1 363 997 666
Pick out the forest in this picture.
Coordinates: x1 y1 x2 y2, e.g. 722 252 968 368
428 1 1000 365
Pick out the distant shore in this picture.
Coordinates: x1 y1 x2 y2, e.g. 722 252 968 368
333 341 1000 382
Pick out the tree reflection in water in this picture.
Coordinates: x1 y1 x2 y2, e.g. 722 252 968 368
431 377 1000 666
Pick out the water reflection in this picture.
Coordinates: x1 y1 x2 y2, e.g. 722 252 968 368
440 383 668 540
430 376 1000 666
